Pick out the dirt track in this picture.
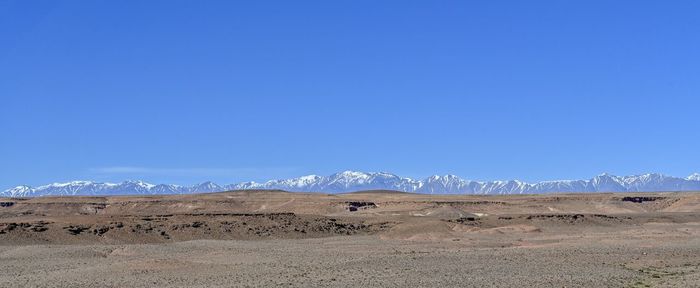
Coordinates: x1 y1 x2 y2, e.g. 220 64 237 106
2 190 700 287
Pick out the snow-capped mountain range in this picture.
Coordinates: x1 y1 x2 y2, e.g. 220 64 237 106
3 171 700 197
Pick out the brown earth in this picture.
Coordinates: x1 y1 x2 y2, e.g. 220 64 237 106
1 190 700 287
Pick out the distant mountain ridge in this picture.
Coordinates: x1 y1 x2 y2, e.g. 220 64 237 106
3 171 700 197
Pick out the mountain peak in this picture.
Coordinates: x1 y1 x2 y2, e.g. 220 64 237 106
334 170 369 177
2 185 34 197
688 173 700 181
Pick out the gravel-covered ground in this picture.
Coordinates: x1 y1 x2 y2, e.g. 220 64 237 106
1 235 699 288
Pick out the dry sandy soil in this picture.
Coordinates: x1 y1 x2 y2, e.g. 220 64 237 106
2 190 700 287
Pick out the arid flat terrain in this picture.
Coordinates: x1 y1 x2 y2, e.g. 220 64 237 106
2 190 700 287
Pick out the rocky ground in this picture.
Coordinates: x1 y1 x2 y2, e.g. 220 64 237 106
1 190 699 287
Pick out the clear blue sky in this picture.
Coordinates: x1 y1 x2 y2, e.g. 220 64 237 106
1 1 699 188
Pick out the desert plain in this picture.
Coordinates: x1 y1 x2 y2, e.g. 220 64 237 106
1 190 700 287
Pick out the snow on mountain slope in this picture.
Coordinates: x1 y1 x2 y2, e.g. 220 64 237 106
195 181 227 193
3 171 700 197
688 173 700 181
150 184 187 194
2 186 34 197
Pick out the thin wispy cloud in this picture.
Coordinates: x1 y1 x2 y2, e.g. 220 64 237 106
88 166 300 178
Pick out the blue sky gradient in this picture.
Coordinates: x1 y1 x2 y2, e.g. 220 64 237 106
1 1 699 188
